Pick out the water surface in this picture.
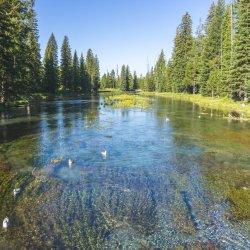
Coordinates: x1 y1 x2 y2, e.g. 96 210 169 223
0 95 250 249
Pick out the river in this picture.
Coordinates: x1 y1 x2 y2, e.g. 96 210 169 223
0 94 250 249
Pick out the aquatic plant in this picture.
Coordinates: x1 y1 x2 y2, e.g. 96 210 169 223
105 94 151 109
202 154 250 221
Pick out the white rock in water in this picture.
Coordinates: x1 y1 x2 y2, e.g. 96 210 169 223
3 217 9 229
68 159 73 168
101 150 107 158
13 188 21 196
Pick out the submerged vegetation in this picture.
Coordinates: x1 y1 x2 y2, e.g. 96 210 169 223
105 94 151 109
203 159 250 221
1 96 250 248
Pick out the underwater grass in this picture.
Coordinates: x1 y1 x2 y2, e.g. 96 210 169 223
2 135 38 170
202 161 250 221
141 92 250 120
105 94 151 109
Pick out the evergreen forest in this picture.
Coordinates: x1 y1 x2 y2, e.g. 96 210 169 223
0 0 249 105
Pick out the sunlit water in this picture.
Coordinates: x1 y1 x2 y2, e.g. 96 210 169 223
0 95 250 249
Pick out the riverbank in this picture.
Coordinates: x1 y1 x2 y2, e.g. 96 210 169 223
0 92 88 111
0 93 52 110
104 93 151 109
141 92 250 120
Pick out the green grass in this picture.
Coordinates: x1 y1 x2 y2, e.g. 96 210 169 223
141 92 250 120
105 93 151 109
98 88 121 93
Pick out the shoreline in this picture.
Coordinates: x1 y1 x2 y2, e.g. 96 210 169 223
140 92 250 120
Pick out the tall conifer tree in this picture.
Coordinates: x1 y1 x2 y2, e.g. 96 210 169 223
172 12 193 92
25 0 41 93
154 50 167 92
79 53 88 92
221 5 233 97
133 71 138 90
72 50 80 91
86 49 100 92
231 0 250 100
43 33 59 94
120 65 127 91
165 60 173 92
0 0 41 103
200 0 225 96
110 69 116 89
145 67 155 92
60 36 72 90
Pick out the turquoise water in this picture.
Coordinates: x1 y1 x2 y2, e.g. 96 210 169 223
0 95 250 249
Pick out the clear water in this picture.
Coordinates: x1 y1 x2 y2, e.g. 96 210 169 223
0 95 250 249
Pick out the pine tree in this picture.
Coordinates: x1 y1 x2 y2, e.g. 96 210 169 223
93 55 100 91
101 73 108 89
86 49 100 92
199 3 216 95
72 50 80 91
145 67 155 92
194 21 206 94
120 65 127 91
110 69 116 88
79 53 88 92
166 60 174 92
221 5 233 97
231 0 250 101
154 50 167 92
126 65 133 91
138 75 145 90
183 22 205 94
200 0 225 96
133 71 138 90
183 43 197 93
207 56 221 97
0 0 17 103
8 0 29 99
60 36 72 91
43 33 59 94
172 12 193 92
104 70 117 89
0 0 41 103
25 0 41 93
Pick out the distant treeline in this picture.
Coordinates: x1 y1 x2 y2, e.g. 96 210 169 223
0 0 249 105
43 34 100 94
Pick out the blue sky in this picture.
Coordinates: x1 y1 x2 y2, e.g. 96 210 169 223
35 0 229 76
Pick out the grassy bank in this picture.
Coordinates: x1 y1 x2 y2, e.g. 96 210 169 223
141 92 250 120
98 88 121 93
